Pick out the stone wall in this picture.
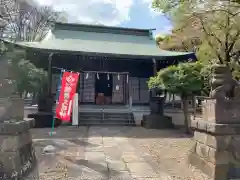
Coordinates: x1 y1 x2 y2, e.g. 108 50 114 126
0 118 37 180
202 99 240 124
189 98 240 180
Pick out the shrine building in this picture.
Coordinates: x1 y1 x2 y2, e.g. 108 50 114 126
12 22 196 106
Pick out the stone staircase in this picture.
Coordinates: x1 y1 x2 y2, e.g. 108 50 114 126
78 112 135 126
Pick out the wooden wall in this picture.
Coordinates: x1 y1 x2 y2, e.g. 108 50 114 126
51 72 149 104
49 54 153 105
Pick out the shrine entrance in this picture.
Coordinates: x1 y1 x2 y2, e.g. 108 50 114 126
95 73 113 105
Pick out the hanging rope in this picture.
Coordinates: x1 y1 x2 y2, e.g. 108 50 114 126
83 70 128 75
52 66 129 75
51 66 129 83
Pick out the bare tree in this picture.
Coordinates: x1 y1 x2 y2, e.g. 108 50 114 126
0 0 59 41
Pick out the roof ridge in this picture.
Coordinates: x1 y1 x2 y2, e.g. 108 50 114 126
53 22 156 37
55 22 154 31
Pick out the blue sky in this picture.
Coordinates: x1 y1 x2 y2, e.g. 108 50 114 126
35 0 172 36
121 1 172 35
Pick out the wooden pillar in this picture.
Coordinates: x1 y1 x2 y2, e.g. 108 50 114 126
47 53 54 96
152 58 157 76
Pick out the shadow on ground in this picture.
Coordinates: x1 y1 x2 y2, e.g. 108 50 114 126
33 138 128 179
31 126 192 139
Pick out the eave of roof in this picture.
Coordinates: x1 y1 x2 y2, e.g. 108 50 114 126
11 40 195 60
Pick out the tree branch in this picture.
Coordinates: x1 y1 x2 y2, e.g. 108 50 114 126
227 30 240 56
0 0 58 42
225 0 231 62
194 13 224 64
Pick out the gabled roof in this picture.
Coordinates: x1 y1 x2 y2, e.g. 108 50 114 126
11 22 196 60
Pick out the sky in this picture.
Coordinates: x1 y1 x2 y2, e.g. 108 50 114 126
34 0 172 36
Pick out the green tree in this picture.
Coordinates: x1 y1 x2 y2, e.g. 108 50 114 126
155 34 165 46
148 62 204 133
1 43 47 97
156 31 201 52
13 59 47 97
152 0 240 101
152 0 240 66
0 0 56 99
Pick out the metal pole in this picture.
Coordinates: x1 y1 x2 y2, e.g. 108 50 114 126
50 69 64 136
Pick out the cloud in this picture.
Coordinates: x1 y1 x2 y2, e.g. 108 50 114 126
33 0 133 26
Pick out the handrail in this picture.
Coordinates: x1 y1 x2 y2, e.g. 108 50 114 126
128 96 132 125
102 107 104 123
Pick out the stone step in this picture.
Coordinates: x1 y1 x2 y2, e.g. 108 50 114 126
79 115 131 119
79 119 134 123
79 112 130 116
79 113 132 119
79 119 132 122
78 121 136 126
77 112 135 126
78 124 136 126
79 112 102 116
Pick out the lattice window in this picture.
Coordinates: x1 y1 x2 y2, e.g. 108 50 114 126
129 77 140 103
81 72 95 103
112 74 124 103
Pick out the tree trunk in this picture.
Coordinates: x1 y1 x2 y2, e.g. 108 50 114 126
181 95 190 134
172 94 175 107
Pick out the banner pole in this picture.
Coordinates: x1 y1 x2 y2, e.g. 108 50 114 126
50 69 64 136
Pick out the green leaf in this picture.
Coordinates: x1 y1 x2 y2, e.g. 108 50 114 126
148 62 205 96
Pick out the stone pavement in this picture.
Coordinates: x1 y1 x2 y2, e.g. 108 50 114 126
31 127 172 180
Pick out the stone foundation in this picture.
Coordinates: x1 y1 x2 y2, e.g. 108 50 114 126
165 109 185 128
142 114 174 129
0 118 37 180
189 99 240 180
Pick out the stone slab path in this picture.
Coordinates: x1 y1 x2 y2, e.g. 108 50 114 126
31 127 172 180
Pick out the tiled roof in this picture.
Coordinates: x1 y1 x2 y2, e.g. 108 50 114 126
13 23 195 59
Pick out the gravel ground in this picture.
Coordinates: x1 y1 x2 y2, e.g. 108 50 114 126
126 127 212 180
29 126 212 180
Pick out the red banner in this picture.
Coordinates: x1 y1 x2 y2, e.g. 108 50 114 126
55 72 80 121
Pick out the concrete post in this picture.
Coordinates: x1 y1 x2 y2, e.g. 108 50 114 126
189 98 240 180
